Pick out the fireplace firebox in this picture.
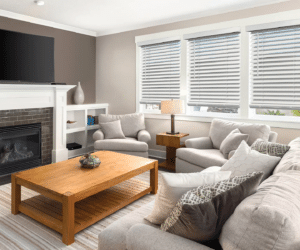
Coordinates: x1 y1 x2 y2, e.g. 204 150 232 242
0 123 41 176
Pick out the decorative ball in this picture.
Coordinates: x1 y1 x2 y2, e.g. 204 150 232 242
79 153 101 169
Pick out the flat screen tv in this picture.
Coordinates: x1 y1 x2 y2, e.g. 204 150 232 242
0 29 54 83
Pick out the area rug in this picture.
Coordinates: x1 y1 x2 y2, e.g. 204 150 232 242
0 171 162 250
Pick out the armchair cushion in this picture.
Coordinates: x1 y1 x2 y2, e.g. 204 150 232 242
185 137 213 149
93 129 104 141
94 139 148 152
176 148 227 169
100 120 126 139
209 119 271 149
137 130 151 143
220 128 249 159
98 113 145 138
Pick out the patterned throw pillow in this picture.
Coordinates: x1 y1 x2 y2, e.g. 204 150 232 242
161 172 263 242
251 139 290 157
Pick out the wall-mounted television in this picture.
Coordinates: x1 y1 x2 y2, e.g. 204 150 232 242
0 29 54 83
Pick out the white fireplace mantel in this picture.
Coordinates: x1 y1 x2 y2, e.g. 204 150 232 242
0 84 76 163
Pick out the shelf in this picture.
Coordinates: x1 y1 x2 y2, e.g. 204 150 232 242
67 103 109 111
19 178 150 235
66 127 86 134
86 125 100 130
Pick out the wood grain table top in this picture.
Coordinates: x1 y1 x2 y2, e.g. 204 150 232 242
157 132 189 138
14 151 157 198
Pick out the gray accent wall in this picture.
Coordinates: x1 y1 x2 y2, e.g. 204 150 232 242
0 16 96 105
96 0 300 152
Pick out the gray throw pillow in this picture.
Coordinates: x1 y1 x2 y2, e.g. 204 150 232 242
99 120 126 139
251 139 290 157
221 140 281 182
220 128 249 159
161 172 264 242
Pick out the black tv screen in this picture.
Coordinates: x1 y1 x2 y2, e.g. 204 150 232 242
0 29 54 83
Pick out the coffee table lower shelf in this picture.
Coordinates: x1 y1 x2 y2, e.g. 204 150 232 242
18 178 151 235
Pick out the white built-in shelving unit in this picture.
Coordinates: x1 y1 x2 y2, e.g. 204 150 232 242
66 103 108 159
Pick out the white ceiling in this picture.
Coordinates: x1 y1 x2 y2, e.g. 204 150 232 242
0 0 289 37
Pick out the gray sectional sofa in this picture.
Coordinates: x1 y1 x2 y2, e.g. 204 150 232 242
98 136 300 250
176 119 278 173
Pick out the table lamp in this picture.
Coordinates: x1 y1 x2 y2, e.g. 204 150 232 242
161 99 184 134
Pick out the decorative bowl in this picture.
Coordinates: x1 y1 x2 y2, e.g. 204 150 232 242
79 153 101 169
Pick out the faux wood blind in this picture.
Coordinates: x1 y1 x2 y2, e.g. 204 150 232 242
186 32 241 108
250 25 300 110
139 40 181 104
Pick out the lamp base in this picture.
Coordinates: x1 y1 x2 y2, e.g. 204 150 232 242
166 131 180 135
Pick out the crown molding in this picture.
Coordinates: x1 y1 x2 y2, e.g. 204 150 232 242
0 9 97 37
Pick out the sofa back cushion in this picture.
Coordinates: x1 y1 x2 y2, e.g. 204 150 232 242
273 137 300 174
209 119 271 149
98 113 146 138
219 170 300 250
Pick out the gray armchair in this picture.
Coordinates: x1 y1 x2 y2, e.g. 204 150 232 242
93 113 151 158
176 119 278 173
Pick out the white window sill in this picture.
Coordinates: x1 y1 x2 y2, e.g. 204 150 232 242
144 113 300 129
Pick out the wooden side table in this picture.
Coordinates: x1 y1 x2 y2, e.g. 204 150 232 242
156 133 189 171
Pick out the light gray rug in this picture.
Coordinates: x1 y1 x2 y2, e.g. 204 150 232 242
0 171 161 250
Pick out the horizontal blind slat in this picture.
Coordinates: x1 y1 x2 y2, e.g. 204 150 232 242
140 40 181 104
250 25 300 109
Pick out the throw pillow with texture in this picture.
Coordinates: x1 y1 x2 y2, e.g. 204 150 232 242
221 140 281 182
99 120 126 139
145 171 232 225
251 139 290 157
161 172 263 242
220 128 249 159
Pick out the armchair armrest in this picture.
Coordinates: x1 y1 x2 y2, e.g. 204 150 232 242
137 130 151 143
126 224 213 250
185 137 213 149
93 129 104 141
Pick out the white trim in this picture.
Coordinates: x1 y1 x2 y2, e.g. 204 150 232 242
246 18 300 32
136 36 181 46
0 9 97 37
148 149 166 159
183 27 240 40
144 113 300 130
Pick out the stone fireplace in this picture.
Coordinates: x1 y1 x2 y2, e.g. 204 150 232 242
0 84 75 177
0 108 55 176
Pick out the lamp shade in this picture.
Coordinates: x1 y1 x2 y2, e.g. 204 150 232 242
161 100 184 114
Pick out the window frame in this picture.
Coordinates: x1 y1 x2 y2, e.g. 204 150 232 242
135 15 300 128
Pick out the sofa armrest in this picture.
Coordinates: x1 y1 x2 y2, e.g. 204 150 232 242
126 224 213 250
93 129 104 141
137 130 151 143
185 137 213 149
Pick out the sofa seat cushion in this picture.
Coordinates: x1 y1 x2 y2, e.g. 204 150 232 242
219 170 300 250
94 139 148 152
98 113 146 138
209 119 271 149
176 148 227 169
98 201 157 250
273 137 300 174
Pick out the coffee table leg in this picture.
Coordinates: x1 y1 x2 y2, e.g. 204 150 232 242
62 193 75 245
150 161 158 194
11 175 21 215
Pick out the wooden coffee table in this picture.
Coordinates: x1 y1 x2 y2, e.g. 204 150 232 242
11 151 158 245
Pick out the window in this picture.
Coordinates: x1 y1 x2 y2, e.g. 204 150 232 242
138 39 181 111
249 25 300 118
185 30 241 114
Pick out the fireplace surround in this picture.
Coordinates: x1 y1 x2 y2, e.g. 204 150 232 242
0 84 75 164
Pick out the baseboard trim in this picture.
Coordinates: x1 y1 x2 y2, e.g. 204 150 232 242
148 149 166 159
